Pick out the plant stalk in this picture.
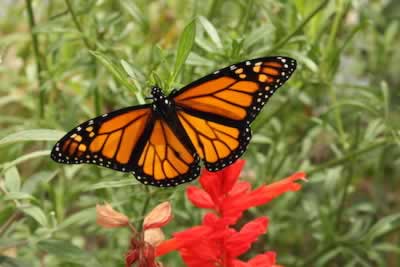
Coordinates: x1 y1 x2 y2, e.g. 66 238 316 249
25 0 45 118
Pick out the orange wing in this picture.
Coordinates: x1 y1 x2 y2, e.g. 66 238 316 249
176 109 251 171
131 118 200 187
171 56 296 170
51 105 152 172
172 56 296 124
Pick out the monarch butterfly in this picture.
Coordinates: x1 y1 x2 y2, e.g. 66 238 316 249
51 56 296 187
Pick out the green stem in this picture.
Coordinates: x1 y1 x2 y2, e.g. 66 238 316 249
307 140 388 176
64 0 93 50
270 0 329 52
297 244 334 267
239 0 254 32
25 0 45 118
329 83 347 147
92 60 101 115
326 0 348 66
335 116 361 231
0 211 21 237
138 187 151 231
65 0 101 115
325 1 349 148
335 166 353 229
207 0 220 19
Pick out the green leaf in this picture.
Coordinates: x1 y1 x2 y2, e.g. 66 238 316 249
186 52 214 67
0 239 27 250
375 243 400 254
169 20 196 88
120 59 136 78
4 192 35 201
0 256 29 267
251 134 273 144
4 166 21 192
90 51 137 93
199 16 222 49
1 150 51 171
22 170 58 194
365 213 400 243
384 21 399 49
120 0 147 29
0 95 22 107
84 178 140 191
20 206 48 227
0 129 65 146
58 208 95 229
38 240 98 265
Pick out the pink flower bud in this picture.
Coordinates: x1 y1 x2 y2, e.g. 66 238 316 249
96 203 129 228
143 202 172 230
144 228 165 247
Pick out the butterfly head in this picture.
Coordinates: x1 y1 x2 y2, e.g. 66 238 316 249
150 86 172 112
150 86 165 100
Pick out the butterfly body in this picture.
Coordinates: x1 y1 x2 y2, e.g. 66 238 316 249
52 56 297 187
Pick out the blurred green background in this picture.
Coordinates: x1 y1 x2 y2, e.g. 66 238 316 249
1 0 400 266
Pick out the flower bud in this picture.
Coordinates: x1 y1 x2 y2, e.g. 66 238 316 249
96 203 129 228
143 202 172 230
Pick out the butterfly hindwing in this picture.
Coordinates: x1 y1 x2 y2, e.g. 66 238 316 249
176 108 251 171
51 105 152 172
131 116 200 187
172 56 296 124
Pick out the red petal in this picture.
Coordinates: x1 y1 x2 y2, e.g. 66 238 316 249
260 172 306 199
232 259 249 267
180 247 219 267
248 251 277 267
199 170 223 205
202 212 220 225
223 172 306 212
173 225 214 247
202 213 233 235
225 217 269 257
186 186 215 209
229 181 251 196
220 159 245 193
155 238 180 257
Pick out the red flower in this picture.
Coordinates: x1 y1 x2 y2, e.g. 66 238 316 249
157 160 306 267
158 214 267 267
186 159 305 223
233 252 282 267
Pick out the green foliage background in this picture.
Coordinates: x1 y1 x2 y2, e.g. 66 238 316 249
1 0 400 266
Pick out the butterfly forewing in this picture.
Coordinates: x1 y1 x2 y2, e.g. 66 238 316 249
173 56 296 125
51 105 152 171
